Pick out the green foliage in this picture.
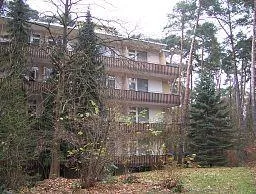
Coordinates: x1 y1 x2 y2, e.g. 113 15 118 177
132 167 256 193
188 71 233 166
164 0 199 60
0 0 38 190
66 10 105 114
6 0 31 45
58 10 109 188
120 175 140 184
181 167 256 193
194 22 221 71
166 0 197 30
0 79 34 189
70 181 82 191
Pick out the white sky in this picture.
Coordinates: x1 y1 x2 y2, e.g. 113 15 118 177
26 0 179 39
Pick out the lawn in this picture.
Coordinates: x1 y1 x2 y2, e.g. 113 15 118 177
28 166 256 193
180 167 256 193
135 167 256 193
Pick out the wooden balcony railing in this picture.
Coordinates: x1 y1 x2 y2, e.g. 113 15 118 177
107 89 180 106
117 122 179 133
102 56 179 76
0 80 180 106
23 81 55 92
0 45 179 77
114 155 169 167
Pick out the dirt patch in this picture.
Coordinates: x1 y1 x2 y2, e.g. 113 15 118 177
26 177 173 194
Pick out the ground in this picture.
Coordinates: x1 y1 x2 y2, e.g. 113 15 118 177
23 166 256 193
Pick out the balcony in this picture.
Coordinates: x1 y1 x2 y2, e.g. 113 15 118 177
107 89 180 106
22 81 55 93
116 122 179 133
23 82 180 106
0 78 180 106
113 155 168 167
0 45 179 79
103 56 179 79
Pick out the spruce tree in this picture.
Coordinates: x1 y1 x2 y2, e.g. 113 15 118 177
188 71 233 166
63 10 108 188
75 9 104 112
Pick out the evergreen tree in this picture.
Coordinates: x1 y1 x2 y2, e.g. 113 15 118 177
68 9 105 113
188 71 233 166
63 10 108 188
6 0 30 74
0 0 36 189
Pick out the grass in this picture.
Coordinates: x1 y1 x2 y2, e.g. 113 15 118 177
133 167 256 193
28 166 256 193
181 167 256 193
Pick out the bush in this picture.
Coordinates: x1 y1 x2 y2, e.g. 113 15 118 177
120 175 140 184
161 179 184 193
70 181 81 191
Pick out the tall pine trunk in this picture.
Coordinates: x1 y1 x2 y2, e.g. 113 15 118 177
251 0 256 136
178 0 202 164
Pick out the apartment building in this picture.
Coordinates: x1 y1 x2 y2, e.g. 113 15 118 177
0 17 180 156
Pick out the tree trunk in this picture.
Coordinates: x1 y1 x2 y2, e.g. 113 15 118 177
226 1 243 131
49 70 65 178
49 0 70 178
251 0 256 136
177 18 184 164
178 0 202 164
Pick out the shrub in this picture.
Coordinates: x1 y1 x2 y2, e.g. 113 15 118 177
161 179 184 193
120 175 140 184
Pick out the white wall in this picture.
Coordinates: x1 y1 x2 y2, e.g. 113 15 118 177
148 79 162 93
147 51 160 64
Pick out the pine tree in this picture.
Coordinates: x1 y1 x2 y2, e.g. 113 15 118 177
188 71 233 166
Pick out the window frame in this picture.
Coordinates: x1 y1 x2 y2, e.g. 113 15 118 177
31 33 41 45
129 77 148 92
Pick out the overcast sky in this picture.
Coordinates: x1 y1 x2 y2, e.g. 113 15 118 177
26 0 179 39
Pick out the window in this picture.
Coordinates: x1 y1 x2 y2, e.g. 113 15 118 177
128 107 149 123
128 50 147 62
28 67 39 81
128 78 136 90
106 76 115 89
137 78 148 92
128 50 136 59
128 107 137 123
128 140 138 155
31 34 40 45
128 78 148 92
138 107 149 123
48 38 55 45
0 34 10 42
100 46 117 57
43 67 53 80
56 36 63 45
137 51 147 62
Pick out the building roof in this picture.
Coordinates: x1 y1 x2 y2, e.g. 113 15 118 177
0 16 167 51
